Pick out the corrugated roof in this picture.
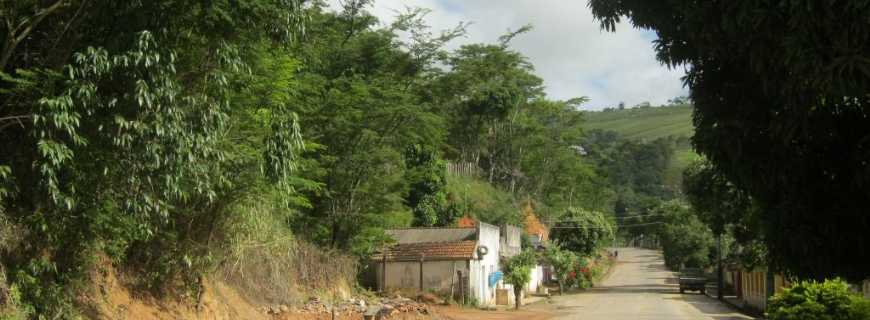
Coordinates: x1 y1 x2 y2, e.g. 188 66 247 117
385 228 477 244
373 241 477 262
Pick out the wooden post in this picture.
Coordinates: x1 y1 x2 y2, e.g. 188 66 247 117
717 233 724 300
381 246 387 292
450 261 457 300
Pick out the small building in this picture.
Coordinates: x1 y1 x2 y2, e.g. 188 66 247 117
371 223 501 306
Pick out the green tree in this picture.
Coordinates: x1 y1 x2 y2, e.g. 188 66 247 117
0 0 307 315
550 208 614 258
589 0 870 281
652 201 715 270
434 35 543 170
287 5 455 250
404 144 449 226
543 244 577 295
502 250 536 310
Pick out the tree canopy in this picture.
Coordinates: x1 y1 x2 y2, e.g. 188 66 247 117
550 207 614 258
589 0 870 281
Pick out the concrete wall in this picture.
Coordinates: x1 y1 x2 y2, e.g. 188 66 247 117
499 225 521 258
470 222 500 306
528 265 544 293
374 260 469 295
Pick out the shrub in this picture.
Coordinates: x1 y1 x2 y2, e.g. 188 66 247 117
542 244 576 294
766 278 870 320
503 251 536 309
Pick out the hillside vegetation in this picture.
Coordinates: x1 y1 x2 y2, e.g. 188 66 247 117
0 3 622 317
583 105 699 186
583 105 693 141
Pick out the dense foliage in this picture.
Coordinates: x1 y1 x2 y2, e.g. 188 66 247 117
766 279 870 320
550 208 614 258
649 201 715 270
581 129 678 223
589 0 870 281
1 0 308 317
542 243 577 295
0 1 630 316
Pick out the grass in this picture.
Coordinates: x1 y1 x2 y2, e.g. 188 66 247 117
583 104 694 141
584 105 699 187
445 172 522 226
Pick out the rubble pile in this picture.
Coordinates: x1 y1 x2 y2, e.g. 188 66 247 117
260 295 433 319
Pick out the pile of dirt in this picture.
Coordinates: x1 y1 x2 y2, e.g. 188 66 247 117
264 296 434 320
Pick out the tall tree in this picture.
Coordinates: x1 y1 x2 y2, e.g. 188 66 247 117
589 0 870 281
288 5 456 249
0 0 307 315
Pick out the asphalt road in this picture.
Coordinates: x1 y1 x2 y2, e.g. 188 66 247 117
545 247 754 320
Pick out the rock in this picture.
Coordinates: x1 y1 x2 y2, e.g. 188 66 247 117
279 305 289 313
417 292 443 304
378 305 400 319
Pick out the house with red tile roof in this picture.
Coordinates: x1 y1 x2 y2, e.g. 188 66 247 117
370 223 501 306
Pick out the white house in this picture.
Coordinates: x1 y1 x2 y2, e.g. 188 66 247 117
371 222 501 306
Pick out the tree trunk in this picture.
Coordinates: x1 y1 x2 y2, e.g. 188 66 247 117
514 286 522 309
717 233 723 300
558 280 564 295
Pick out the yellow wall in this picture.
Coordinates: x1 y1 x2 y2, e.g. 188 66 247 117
738 270 790 311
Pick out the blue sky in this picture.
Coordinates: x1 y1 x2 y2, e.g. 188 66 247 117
330 0 688 110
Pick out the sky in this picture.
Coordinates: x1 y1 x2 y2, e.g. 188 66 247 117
328 0 689 110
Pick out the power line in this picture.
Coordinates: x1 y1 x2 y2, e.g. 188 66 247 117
549 222 663 229
612 212 667 219
544 212 667 224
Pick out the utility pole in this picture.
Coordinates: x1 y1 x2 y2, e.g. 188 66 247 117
717 233 723 300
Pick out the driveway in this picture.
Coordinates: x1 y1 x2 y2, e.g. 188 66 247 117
539 247 755 320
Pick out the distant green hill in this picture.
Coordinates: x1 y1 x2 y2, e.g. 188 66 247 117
583 104 694 140
583 105 700 187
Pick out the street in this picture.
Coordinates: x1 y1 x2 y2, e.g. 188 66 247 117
538 247 754 320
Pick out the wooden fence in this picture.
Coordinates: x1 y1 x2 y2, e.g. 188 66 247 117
446 161 479 177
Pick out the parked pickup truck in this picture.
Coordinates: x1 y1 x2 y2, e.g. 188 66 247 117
678 268 707 294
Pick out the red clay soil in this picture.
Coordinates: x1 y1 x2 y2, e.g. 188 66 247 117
434 306 553 320
79 258 266 320
275 312 431 320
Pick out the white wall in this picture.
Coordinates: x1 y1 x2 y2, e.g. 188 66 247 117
470 222 501 306
528 265 544 293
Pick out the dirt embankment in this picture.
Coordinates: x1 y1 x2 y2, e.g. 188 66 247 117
78 260 439 320
79 262 265 320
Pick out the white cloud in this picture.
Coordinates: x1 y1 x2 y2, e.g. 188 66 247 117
328 0 688 110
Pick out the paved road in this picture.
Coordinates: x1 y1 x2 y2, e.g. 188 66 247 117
544 247 754 320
